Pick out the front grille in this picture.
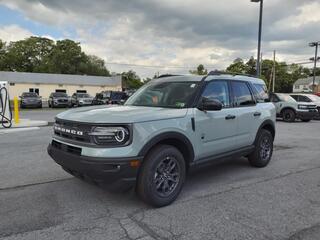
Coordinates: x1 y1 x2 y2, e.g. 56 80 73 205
52 140 82 156
54 119 92 143
307 105 317 109
58 99 68 103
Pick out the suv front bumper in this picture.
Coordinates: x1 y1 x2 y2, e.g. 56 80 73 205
296 109 318 120
47 143 143 191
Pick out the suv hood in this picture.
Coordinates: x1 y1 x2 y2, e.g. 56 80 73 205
56 105 188 123
78 97 93 100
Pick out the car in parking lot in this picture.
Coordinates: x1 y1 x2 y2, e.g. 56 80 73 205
71 93 93 107
48 72 276 207
48 92 70 108
290 93 320 119
19 92 42 108
92 91 128 105
269 93 318 122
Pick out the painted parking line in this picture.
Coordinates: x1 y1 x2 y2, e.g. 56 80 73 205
0 127 40 134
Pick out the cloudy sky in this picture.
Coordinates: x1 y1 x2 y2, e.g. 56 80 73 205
0 0 319 78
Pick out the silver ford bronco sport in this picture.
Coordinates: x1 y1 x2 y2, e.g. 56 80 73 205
48 71 276 207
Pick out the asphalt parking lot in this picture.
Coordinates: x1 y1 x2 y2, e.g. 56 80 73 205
0 109 320 240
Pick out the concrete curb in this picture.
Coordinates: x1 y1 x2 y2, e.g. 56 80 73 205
0 127 40 134
0 119 48 130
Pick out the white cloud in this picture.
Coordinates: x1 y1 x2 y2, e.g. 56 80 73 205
0 0 319 77
0 24 32 42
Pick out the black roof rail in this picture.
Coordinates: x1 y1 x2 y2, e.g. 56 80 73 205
157 74 182 79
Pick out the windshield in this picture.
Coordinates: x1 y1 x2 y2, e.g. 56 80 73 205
53 93 67 97
78 93 90 98
125 81 199 108
22 92 38 97
277 93 296 102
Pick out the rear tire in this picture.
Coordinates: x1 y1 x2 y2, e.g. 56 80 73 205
136 145 186 207
248 129 273 168
282 109 295 122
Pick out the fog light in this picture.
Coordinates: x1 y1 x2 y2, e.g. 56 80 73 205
130 160 140 168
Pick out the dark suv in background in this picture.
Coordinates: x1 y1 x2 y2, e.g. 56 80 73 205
20 92 42 108
48 92 70 108
92 91 128 105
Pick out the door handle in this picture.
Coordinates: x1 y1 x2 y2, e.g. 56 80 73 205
253 112 261 117
225 115 236 120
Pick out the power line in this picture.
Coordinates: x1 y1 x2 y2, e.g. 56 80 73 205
105 60 315 70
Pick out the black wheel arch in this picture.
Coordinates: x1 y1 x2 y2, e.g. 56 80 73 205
138 132 195 167
254 120 276 144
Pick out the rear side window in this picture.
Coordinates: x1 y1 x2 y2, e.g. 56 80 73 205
298 95 312 102
231 81 255 107
202 81 230 108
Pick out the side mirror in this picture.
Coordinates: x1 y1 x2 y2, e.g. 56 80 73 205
198 98 223 111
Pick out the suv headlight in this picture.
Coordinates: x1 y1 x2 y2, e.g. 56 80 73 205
89 126 130 145
298 105 308 109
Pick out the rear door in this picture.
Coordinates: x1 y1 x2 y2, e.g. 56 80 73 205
230 81 258 148
194 80 237 159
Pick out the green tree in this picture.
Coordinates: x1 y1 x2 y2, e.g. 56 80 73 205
245 57 257 76
122 70 143 89
0 40 6 70
4 37 54 72
190 64 208 75
78 55 110 76
43 39 85 74
226 58 249 74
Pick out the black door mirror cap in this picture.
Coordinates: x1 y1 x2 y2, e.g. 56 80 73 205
198 98 223 111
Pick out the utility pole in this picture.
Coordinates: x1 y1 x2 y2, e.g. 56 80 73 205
251 0 264 77
309 42 320 93
260 52 263 77
272 50 276 92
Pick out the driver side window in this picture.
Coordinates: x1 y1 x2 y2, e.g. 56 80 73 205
201 81 230 108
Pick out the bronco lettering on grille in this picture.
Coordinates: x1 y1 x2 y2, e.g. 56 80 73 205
54 125 84 136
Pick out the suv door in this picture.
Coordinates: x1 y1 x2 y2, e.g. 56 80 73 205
194 80 237 159
230 81 258 148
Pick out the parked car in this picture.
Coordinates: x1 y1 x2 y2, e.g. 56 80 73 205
71 93 93 107
48 92 70 108
269 93 318 122
48 72 276 207
19 92 42 108
92 91 128 105
290 93 320 119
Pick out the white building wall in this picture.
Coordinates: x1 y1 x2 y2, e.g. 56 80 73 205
8 83 122 100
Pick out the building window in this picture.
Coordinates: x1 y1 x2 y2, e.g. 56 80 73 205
9 83 15 86
55 89 66 93
29 88 39 95
294 85 299 89
76 90 87 93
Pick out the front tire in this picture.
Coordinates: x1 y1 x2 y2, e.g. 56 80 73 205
248 129 273 168
282 109 296 122
136 145 186 207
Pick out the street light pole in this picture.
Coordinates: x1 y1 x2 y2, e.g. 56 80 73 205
251 0 264 77
309 42 319 93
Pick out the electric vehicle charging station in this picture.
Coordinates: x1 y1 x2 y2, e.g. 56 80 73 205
0 81 12 128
